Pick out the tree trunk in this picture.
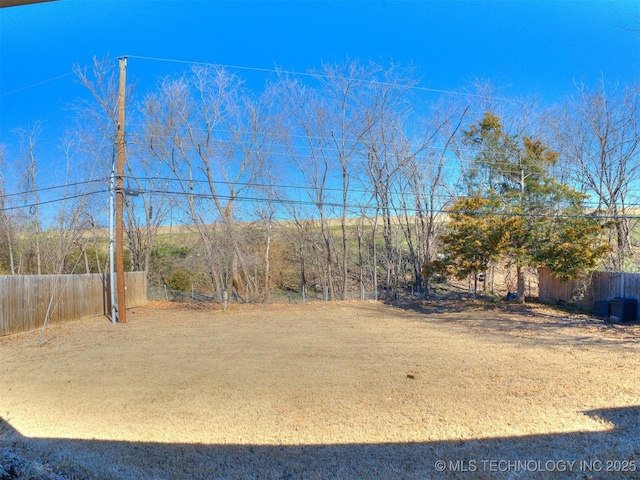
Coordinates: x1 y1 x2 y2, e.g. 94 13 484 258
516 265 526 304
319 211 335 301
264 223 271 301
341 216 348 300
357 217 364 300
341 165 349 301
35 221 42 275
5 218 15 275
82 244 91 274
371 214 379 300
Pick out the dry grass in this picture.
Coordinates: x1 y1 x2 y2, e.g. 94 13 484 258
0 300 639 479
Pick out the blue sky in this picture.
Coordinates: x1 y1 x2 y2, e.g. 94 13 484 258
1 0 639 175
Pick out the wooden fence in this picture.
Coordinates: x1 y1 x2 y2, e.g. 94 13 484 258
0 272 147 336
538 267 640 319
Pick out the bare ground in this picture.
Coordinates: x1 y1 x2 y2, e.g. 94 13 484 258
0 300 639 479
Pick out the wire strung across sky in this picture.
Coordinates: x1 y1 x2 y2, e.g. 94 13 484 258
122 134 594 185
139 187 640 221
128 174 613 209
0 178 108 200
0 190 105 213
124 130 568 164
3 174 640 220
0 53 513 102
123 55 507 100
0 71 76 98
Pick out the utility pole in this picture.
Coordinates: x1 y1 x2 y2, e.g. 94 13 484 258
109 163 116 324
116 57 127 323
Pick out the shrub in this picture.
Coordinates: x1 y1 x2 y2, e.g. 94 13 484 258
166 268 192 292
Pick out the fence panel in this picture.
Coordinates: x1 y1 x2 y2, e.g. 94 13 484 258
538 268 640 319
0 272 147 336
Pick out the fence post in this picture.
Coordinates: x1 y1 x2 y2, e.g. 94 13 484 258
223 290 228 311
302 284 306 305
324 286 328 302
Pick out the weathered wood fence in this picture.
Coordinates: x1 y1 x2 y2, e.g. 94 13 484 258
0 272 147 336
538 267 640 319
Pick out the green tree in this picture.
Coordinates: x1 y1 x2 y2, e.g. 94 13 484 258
450 112 609 302
430 196 510 296
535 217 611 281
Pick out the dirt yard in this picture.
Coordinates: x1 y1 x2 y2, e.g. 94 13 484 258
1 300 639 479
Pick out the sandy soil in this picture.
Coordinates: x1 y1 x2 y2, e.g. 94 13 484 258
0 300 639 479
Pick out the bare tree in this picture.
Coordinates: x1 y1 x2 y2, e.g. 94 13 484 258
552 80 640 270
280 60 426 301
279 202 316 298
396 103 469 297
252 165 282 301
51 136 96 274
73 57 121 176
75 56 175 284
321 61 384 299
143 65 274 301
15 123 44 274
0 146 17 274
122 142 171 277
73 56 129 277
358 66 420 300
277 73 339 300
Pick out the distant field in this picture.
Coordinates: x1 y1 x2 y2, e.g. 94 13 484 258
0 300 638 479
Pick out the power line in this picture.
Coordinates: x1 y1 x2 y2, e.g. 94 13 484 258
145 188 640 220
131 175 446 202
0 178 632 221
124 54 507 100
0 71 75 97
129 174 580 206
0 190 104 213
123 135 584 180
128 169 632 209
0 178 109 200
